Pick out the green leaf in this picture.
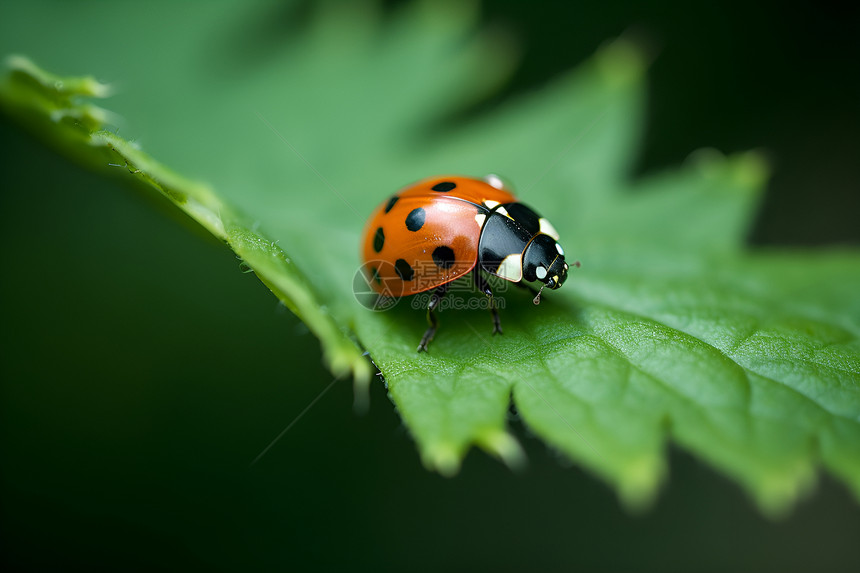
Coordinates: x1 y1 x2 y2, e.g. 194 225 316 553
0 54 371 385
1 1 858 516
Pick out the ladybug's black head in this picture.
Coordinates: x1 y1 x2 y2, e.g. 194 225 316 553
522 234 569 290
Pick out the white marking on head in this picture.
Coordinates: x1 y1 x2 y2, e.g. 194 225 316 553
539 218 560 240
484 200 500 209
497 253 524 282
555 242 564 256
475 213 487 228
483 174 504 190
496 206 511 219
535 265 548 280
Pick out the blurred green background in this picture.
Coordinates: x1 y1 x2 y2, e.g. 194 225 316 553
2 0 859 570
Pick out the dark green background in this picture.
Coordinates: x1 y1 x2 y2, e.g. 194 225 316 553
2 1 859 570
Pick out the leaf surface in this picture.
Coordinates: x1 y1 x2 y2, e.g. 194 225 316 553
1 0 858 514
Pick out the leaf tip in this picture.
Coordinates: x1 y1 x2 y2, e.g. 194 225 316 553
414 0 480 31
594 37 647 88
351 357 375 414
733 149 771 190
421 443 462 477
4 54 112 98
750 465 818 520
617 455 666 512
478 429 527 472
685 147 771 192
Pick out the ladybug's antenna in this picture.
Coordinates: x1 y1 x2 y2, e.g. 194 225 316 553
533 285 546 305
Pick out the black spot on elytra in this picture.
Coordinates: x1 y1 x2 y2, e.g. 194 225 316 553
370 266 381 285
431 181 456 192
405 208 425 232
432 246 456 269
394 259 414 281
373 227 385 253
384 195 399 213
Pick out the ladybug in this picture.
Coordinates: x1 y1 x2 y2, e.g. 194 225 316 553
360 175 577 352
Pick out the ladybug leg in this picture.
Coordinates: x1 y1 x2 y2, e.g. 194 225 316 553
418 284 449 352
472 271 503 336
